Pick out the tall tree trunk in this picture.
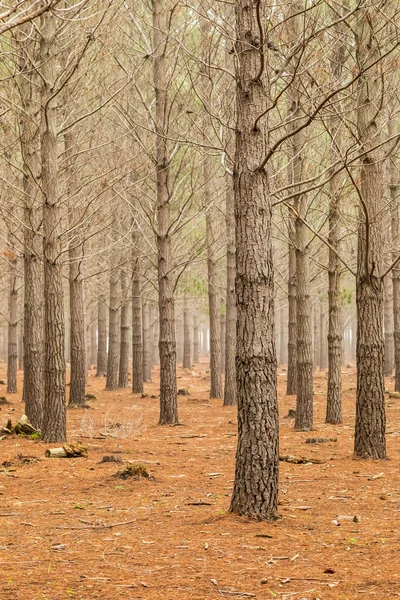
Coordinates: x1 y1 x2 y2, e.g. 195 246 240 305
390 132 400 390
96 293 107 377
220 313 226 375
286 199 297 394
326 17 345 422
230 0 279 520
142 301 152 382
176 316 184 364
384 275 394 376
90 303 97 368
183 295 191 369
18 320 24 371
65 133 86 408
224 179 237 405
40 12 66 442
193 315 199 363
105 258 120 391
7 247 18 394
319 297 327 370
131 230 143 393
153 0 177 424
354 11 386 459
313 300 320 372
279 306 288 365
118 269 130 388
201 11 223 399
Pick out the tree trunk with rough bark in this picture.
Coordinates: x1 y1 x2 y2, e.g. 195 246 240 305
230 0 279 520
279 306 288 365
224 179 237 405
7 247 18 394
220 313 226 375
118 269 130 388
390 141 400 390
65 133 86 408
142 301 152 382
313 301 320 372
183 296 191 369
153 0 178 424
19 70 44 429
40 12 66 442
105 257 120 391
96 293 107 377
193 316 199 363
354 11 386 460
287 218 297 394
384 275 394 376
131 235 143 393
319 298 327 370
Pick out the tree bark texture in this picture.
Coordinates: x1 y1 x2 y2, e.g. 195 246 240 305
118 269 130 388
286 203 297 393
142 301 152 382
132 233 143 393
384 275 394 376
105 257 120 391
224 178 237 405
354 12 386 459
153 0 178 424
319 298 327 370
183 296 191 369
65 133 86 408
229 0 279 520
96 293 107 377
40 12 66 442
313 301 320 372
193 316 199 363
390 147 400 390
7 248 18 394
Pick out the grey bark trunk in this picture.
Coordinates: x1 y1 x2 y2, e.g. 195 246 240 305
7 249 18 394
40 12 66 442
354 12 386 459
105 260 120 390
224 179 237 405
183 296 191 369
319 298 327 370
96 293 107 377
230 0 279 520
153 0 178 424
384 275 394 376
142 301 152 382
193 316 199 363
118 270 130 388
390 156 400 390
286 197 297 394
131 234 143 393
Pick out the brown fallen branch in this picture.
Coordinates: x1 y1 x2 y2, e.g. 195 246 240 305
55 519 136 530
45 443 87 458
279 455 325 465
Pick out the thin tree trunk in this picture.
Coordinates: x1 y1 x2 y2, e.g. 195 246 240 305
183 295 191 369
230 0 279 520
41 12 66 442
105 258 120 391
384 275 394 376
313 300 320 372
279 306 288 365
193 316 199 363
90 303 97 368
96 293 107 377
220 313 226 375
142 301 152 382
66 133 86 408
132 232 143 393
286 194 297 394
354 11 386 459
319 297 327 370
118 269 130 388
224 178 237 405
7 248 18 394
152 0 177 424
176 316 184 365
18 320 23 371
390 150 400 390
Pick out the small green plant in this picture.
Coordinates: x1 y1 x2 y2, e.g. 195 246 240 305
30 432 42 440
73 504 85 510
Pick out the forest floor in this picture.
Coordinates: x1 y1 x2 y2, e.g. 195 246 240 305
0 361 400 600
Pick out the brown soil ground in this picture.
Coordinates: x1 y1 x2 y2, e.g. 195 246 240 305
0 360 399 600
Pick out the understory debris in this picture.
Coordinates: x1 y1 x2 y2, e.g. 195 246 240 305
286 409 296 418
85 393 97 401
45 442 88 458
114 464 151 480
1 415 40 436
177 388 190 396
99 455 123 464
0 396 8 405
279 455 325 465
306 437 337 444
2 454 39 468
